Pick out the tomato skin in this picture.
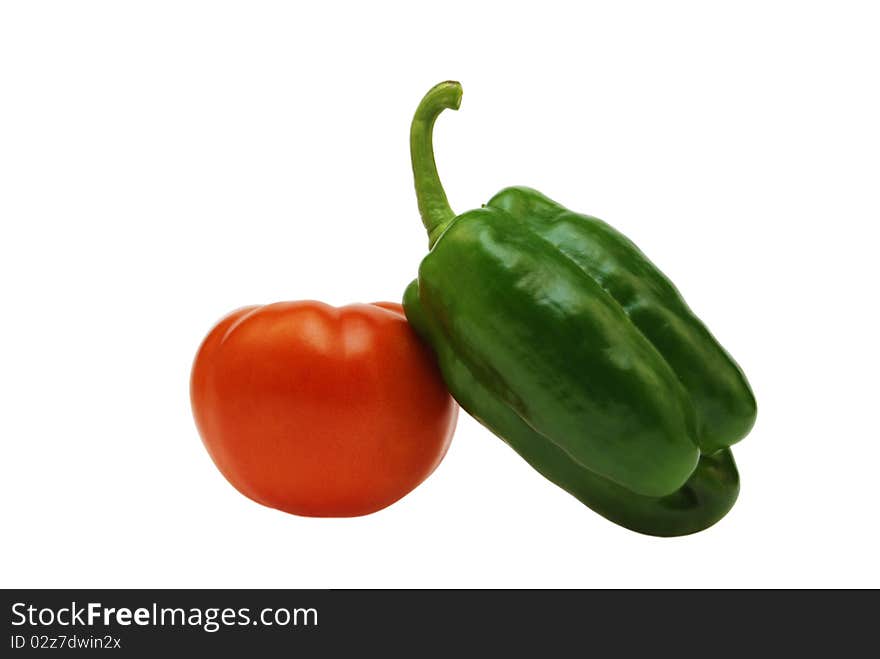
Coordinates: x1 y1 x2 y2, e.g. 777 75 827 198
191 301 458 517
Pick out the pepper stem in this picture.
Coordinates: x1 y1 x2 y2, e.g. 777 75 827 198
410 81 462 248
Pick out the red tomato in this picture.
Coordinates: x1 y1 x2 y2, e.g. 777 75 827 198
191 301 457 517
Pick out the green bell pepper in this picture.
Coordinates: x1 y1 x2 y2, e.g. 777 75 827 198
403 81 757 536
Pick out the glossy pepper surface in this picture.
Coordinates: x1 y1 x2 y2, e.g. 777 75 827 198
403 81 757 536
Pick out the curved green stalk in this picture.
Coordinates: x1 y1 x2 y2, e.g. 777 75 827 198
410 81 462 248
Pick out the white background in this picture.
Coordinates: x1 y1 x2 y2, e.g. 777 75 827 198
2 1 878 588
